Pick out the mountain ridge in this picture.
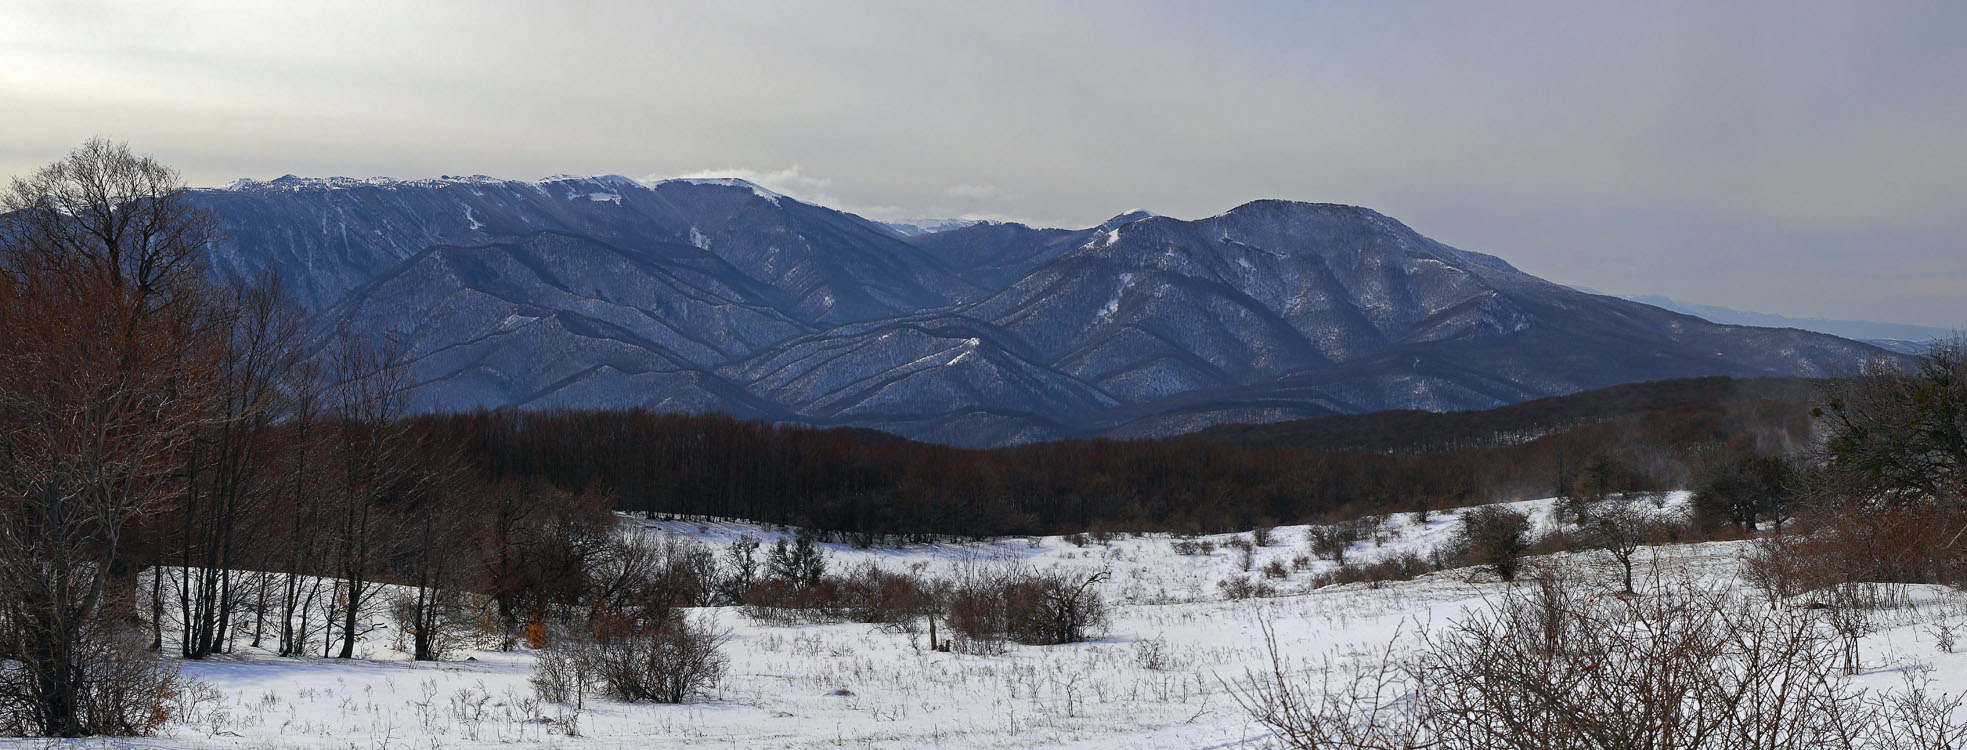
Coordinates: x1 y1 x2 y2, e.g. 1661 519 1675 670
179 175 1899 446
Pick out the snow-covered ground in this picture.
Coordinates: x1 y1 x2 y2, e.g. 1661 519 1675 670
81 492 1967 749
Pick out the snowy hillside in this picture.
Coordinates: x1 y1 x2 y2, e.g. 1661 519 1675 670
114 492 1967 749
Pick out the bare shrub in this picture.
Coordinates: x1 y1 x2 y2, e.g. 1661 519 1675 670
589 531 718 614
1007 569 1110 645
1087 524 1122 545
835 562 935 628
1455 505 1532 580
1306 523 1360 565
1218 576 1277 600
1227 536 1257 571
1233 568 1967 749
1744 502 1967 612
737 561 933 629
1358 515 1392 546
0 620 188 736
1251 525 1276 547
1933 621 1959 654
1743 532 1812 601
1171 539 1217 556
588 610 727 703
944 576 1010 655
1262 559 1290 580
946 568 1109 648
529 627 599 705
1230 623 1427 750
1865 674 1967 748
738 578 838 626
532 610 726 705
1310 551 1431 589
1410 570 1895 747
1133 635 1176 671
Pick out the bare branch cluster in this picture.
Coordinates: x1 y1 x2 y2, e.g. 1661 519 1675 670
1233 569 1967 750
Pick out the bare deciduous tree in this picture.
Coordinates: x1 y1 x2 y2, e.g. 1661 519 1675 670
0 138 220 735
1586 495 1661 594
321 331 418 659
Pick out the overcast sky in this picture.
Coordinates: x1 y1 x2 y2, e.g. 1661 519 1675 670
3 0 1962 328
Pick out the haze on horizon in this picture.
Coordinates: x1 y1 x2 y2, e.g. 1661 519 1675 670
2 0 1962 329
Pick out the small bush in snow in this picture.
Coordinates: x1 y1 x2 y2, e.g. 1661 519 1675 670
1307 524 1361 566
1455 505 1533 580
738 561 935 629
1226 536 1257 571
1311 551 1432 589
1133 635 1175 671
946 568 1110 648
1263 559 1290 580
1933 622 1958 654
530 631 599 705
532 610 727 705
0 616 187 736
1217 576 1275 600
1171 539 1217 556
1251 525 1276 547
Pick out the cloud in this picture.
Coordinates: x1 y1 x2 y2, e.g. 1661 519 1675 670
664 166 840 206
945 184 1014 203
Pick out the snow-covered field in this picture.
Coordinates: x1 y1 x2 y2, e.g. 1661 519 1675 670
81 492 1967 749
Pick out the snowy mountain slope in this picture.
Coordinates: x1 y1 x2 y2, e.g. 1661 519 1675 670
720 313 1118 431
907 210 1153 293
197 175 965 326
183 180 1897 443
760 201 1892 442
312 230 808 413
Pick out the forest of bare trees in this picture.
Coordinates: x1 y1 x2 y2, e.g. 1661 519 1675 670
437 382 1810 541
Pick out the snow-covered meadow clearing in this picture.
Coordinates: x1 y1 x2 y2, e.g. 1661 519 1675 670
77 493 1967 749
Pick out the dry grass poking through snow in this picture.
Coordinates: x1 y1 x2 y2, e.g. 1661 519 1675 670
73 493 1967 749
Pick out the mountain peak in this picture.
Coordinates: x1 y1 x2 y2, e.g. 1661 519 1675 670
1096 209 1157 232
1217 199 1386 220
649 177 791 205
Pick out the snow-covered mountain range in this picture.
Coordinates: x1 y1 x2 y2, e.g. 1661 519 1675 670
190 175 1895 445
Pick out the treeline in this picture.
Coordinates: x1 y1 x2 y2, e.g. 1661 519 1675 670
433 377 1814 539
1193 376 1818 453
